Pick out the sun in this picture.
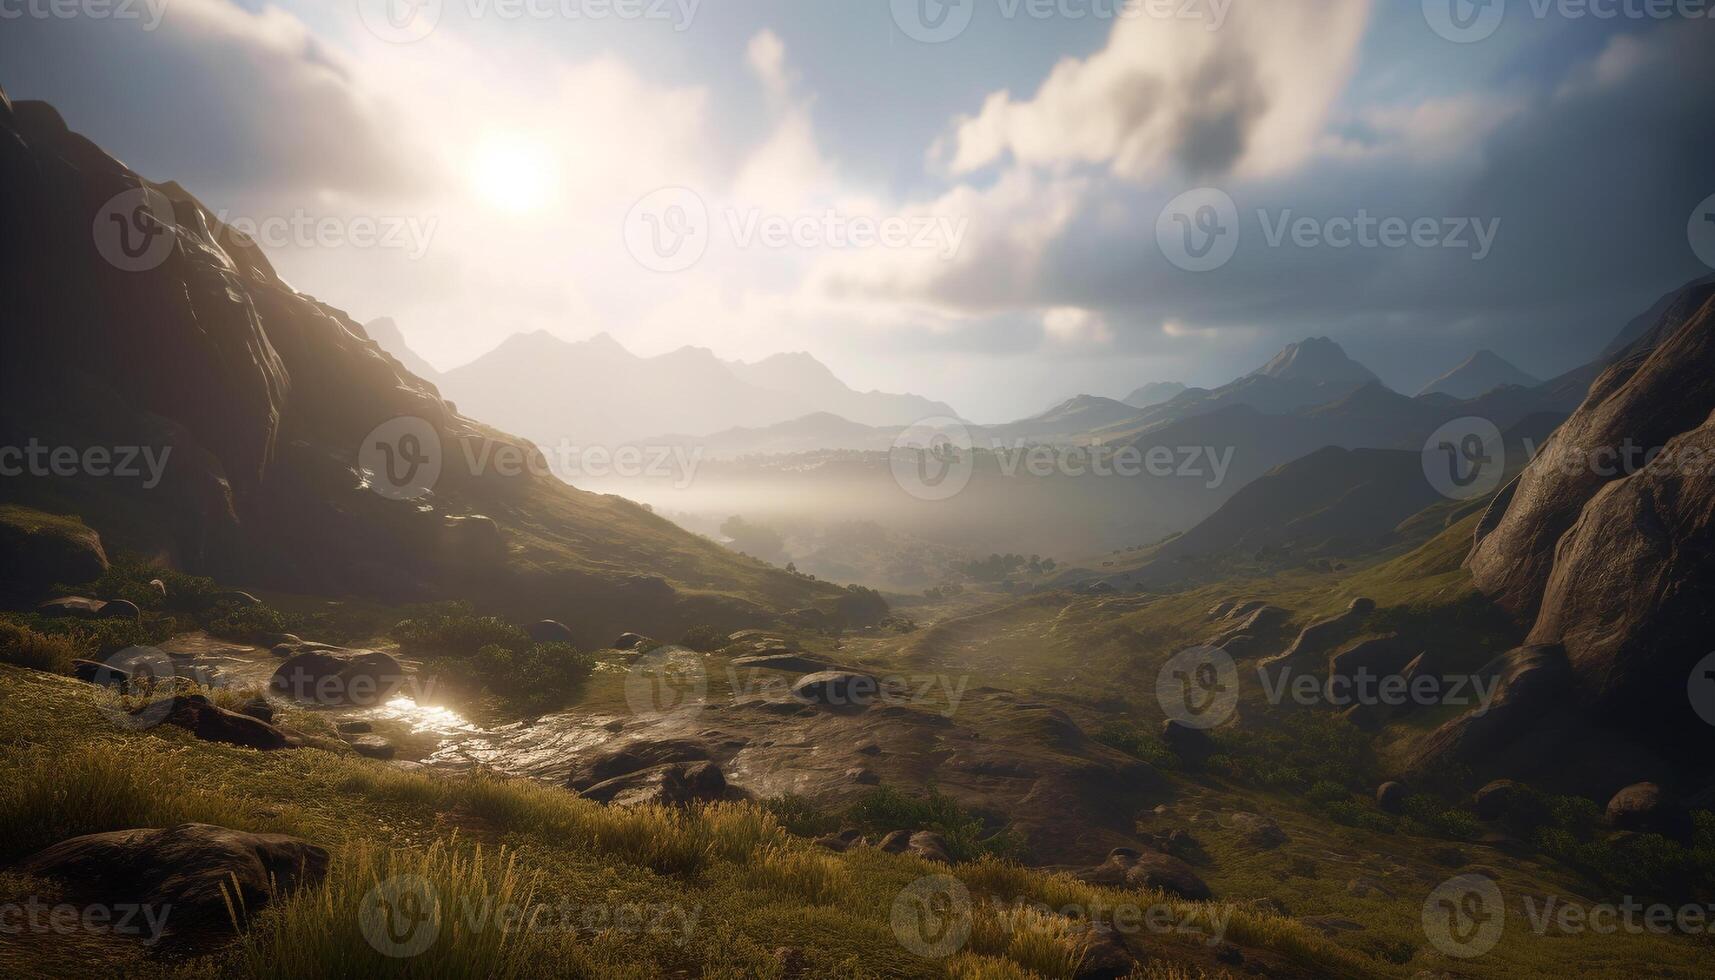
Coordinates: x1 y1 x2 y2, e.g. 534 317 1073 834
468 134 559 214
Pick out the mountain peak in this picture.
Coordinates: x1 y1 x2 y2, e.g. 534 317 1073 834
1248 337 1378 387
1416 349 1539 399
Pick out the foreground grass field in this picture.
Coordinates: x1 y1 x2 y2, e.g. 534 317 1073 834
0 664 1386 979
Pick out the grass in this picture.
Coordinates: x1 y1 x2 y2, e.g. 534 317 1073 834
0 620 78 673
0 664 1378 979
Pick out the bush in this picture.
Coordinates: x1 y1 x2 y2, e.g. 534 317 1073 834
393 602 530 658
1093 721 1178 770
432 642 594 716
81 557 218 611
1402 794 1481 841
0 620 78 673
842 786 1021 861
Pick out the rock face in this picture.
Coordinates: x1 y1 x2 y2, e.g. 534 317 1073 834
1467 277 1715 752
1375 781 1408 814
526 620 574 644
22 823 329 931
566 738 712 790
1412 645 1573 768
791 671 881 707
0 509 107 597
1605 782 1690 839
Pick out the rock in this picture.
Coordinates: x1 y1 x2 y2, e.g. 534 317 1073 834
148 578 167 597
36 597 135 620
1207 599 1237 620
772 945 808 978
1273 599 1374 665
730 653 833 674
814 829 864 853
578 761 727 807
71 659 129 687
1230 812 1288 849
1079 847 1211 900
346 734 396 760
0 510 108 595
21 823 328 931
337 720 373 734
526 620 574 644
1474 779 1523 821
906 830 953 864
270 649 405 706
727 629 779 642
1347 877 1395 899
238 697 274 723
1328 634 1418 684
1070 921 1138 979
1605 782 1690 839
614 632 649 650
566 738 712 790
877 830 912 854
791 670 880 707
163 695 293 750
1160 719 1214 757
1468 278 1715 748
1412 645 1574 768
1376 781 1408 814
845 767 880 785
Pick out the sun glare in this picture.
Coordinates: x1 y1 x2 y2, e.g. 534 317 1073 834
469 134 559 213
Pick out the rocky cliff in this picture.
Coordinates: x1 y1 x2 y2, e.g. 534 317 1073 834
0 91 838 641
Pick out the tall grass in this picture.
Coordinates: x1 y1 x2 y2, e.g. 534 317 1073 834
0 619 77 673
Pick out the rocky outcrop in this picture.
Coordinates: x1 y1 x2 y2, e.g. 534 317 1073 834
36 597 138 620
791 671 882 707
1078 846 1211 900
579 761 728 807
0 508 107 598
566 738 712 790
1465 277 1715 754
22 823 328 931
1412 645 1572 768
162 694 293 750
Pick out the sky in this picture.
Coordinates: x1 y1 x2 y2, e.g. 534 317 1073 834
2 0 1713 421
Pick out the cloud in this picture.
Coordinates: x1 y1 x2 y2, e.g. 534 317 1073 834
0 0 426 198
939 0 1372 181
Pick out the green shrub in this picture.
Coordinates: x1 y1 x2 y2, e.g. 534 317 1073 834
1401 794 1481 841
431 642 593 716
393 602 530 658
1093 721 1178 770
81 557 218 611
761 793 839 838
842 785 1021 861
1322 800 1395 833
0 620 78 673
204 602 296 643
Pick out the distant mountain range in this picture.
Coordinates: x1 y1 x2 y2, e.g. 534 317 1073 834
1122 382 1187 409
1416 350 1539 399
366 325 956 448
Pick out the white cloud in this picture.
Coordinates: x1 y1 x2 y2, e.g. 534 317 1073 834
940 0 1372 181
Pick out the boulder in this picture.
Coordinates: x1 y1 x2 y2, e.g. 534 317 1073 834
238 697 274 723
148 578 168 597
345 734 396 760
791 670 881 707
1093 848 1211 900
1229 813 1288 850
71 659 129 688
578 760 727 807
1412 645 1574 768
877 830 912 854
1070 921 1138 980
22 823 328 930
526 620 574 644
845 767 880 785
1375 781 1408 814
614 632 649 651
163 695 293 751
337 720 373 734
906 830 953 864
1605 782 1690 839
1474 779 1523 821
36 597 136 620
0 512 108 595
270 649 405 705
730 653 833 674
566 738 712 790
815 829 865 853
